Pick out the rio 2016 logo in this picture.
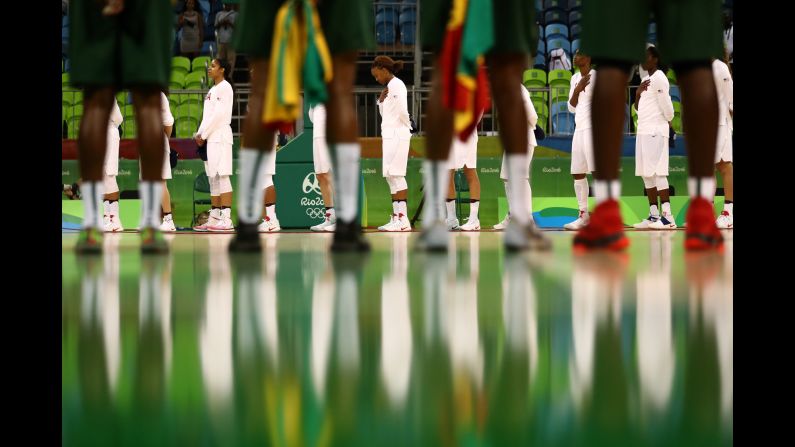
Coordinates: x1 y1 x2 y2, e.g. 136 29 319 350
302 172 322 195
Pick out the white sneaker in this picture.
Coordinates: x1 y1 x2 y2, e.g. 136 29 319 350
459 217 481 231
716 211 733 229
258 216 281 232
564 210 590 230
310 212 336 232
648 214 677 230
194 215 219 232
493 214 510 230
390 214 411 232
208 217 234 231
160 214 176 232
633 215 660 229
105 214 123 232
378 214 397 231
445 217 460 230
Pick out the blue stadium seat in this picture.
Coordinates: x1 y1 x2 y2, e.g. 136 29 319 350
551 110 575 134
544 0 566 9
534 54 547 70
568 0 583 11
537 40 546 57
399 9 417 45
545 9 567 25
571 38 581 55
376 10 398 44
570 23 581 40
669 85 681 102
569 9 582 25
545 23 569 41
546 38 572 59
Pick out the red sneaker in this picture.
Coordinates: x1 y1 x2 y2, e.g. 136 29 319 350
573 199 629 251
685 197 724 251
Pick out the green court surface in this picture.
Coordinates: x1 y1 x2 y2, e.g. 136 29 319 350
62 230 732 447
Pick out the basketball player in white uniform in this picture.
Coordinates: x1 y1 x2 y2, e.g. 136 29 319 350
193 59 235 232
563 49 597 231
633 46 676 230
258 133 280 232
158 91 177 231
372 56 412 232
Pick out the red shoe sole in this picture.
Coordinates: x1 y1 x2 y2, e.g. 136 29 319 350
573 232 630 252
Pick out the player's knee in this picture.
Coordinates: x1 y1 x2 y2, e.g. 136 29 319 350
218 176 233 194
262 174 273 190
391 176 407 192
642 176 656 189
209 176 220 196
656 176 669 191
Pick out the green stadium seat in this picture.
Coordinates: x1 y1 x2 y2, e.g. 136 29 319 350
170 71 186 90
550 86 570 104
62 72 70 87
67 116 81 139
184 71 207 90
172 56 191 75
671 115 682 134
666 69 677 85
532 99 549 121
523 69 547 88
530 90 548 102
175 116 200 138
64 104 84 122
116 91 129 106
192 56 211 73
62 89 83 107
548 69 572 88
672 101 682 117
177 103 203 124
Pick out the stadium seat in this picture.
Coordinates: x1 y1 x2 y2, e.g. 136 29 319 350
568 0 583 11
175 116 200 138
192 56 211 72
67 116 82 139
62 72 70 87
185 71 207 89
533 53 546 70
177 103 203 126
537 40 546 57
523 69 547 88
669 85 681 102
569 10 582 25
170 71 186 90
548 69 573 87
551 110 575 134
399 8 417 45
172 56 191 76
671 115 682 134
375 9 398 45
62 90 83 107
666 69 677 85
672 101 682 117
550 86 570 104
545 9 567 26
571 38 581 54
570 23 581 40
545 23 569 41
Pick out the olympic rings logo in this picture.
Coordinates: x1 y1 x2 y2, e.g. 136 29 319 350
306 208 325 219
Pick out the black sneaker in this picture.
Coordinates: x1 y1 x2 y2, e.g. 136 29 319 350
331 219 370 252
229 222 262 253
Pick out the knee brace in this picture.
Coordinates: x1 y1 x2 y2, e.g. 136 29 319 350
390 176 407 193
262 174 274 190
209 175 220 196
103 175 119 194
218 175 233 194
642 176 656 189
656 175 669 191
